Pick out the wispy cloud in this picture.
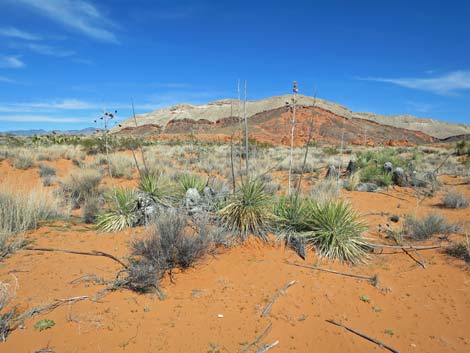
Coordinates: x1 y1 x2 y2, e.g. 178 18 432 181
22 43 75 57
0 99 99 113
0 55 25 68
0 75 15 83
0 115 85 123
15 0 118 43
359 70 470 95
0 26 41 40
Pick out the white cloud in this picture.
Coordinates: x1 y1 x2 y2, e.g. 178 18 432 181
0 55 25 68
15 0 118 43
23 43 75 57
0 115 85 123
359 71 470 95
0 26 41 40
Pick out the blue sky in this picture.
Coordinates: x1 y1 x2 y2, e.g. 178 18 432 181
0 0 469 132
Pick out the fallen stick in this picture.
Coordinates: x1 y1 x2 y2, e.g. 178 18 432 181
261 280 296 317
14 296 89 324
326 320 402 353
286 262 378 286
239 323 272 353
255 340 279 353
400 246 426 269
367 243 441 250
375 192 408 202
25 247 128 269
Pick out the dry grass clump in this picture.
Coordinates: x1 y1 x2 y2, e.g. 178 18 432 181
311 179 341 205
0 184 64 258
61 168 103 208
10 150 35 170
441 189 469 209
404 214 460 241
107 154 135 179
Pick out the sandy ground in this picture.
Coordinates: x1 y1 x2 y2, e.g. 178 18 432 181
0 160 469 353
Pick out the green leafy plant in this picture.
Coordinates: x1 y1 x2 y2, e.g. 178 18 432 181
96 188 138 232
34 319 55 331
219 179 272 240
359 294 370 303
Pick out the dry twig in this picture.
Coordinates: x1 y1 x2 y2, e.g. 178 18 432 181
239 323 272 353
261 280 296 317
326 319 401 353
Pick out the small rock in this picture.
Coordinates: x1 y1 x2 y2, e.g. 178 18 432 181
217 314 224 318
392 167 409 187
325 165 338 179
357 182 378 192
383 162 393 173
389 215 399 223
184 188 201 208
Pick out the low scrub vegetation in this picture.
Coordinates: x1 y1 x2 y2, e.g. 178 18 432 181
441 189 469 209
404 214 460 241
445 235 470 263
10 150 35 170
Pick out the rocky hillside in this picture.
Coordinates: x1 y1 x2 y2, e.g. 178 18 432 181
113 95 469 144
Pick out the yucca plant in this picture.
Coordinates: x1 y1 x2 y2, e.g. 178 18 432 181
178 173 206 195
218 178 272 240
138 172 173 206
301 200 369 264
96 187 138 232
274 195 309 236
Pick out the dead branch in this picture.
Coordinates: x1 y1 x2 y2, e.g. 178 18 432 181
25 247 128 269
261 280 296 317
375 192 408 202
367 243 441 250
255 340 279 353
239 323 272 353
14 296 89 324
286 262 378 285
326 320 402 353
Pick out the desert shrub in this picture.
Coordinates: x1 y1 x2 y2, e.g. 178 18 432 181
300 200 369 263
128 211 212 291
96 188 138 232
445 235 470 263
11 150 35 170
178 173 206 195
456 141 470 156
38 163 56 178
344 171 361 191
311 179 341 204
82 196 100 224
0 185 63 259
107 154 135 179
218 179 272 240
121 259 162 293
359 164 393 187
322 146 339 155
356 149 405 169
441 190 469 209
404 214 460 241
138 172 174 205
61 168 102 208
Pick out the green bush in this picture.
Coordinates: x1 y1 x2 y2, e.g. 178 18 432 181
138 172 174 205
178 173 206 195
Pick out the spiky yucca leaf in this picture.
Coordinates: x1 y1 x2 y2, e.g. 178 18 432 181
138 172 173 205
218 179 272 240
273 195 309 236
178 173 206 195
96 187 138 232
301 200 369 264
